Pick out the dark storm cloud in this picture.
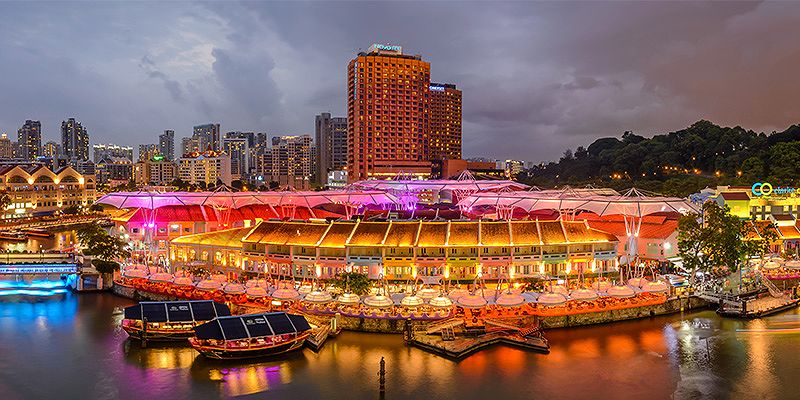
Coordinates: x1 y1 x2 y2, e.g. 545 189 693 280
0 1 796 162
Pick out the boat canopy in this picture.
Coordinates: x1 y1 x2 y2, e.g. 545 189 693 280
194 312 311 340
123 300 230 322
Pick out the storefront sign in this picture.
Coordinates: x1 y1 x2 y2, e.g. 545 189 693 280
752 182 796 196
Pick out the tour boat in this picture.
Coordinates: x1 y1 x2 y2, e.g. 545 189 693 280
0 232 26 242
189 312 312 360
121 300 231 341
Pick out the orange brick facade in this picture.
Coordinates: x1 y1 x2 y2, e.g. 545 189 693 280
428 83 462 161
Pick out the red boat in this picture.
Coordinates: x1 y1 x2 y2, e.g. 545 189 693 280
189 312 312 359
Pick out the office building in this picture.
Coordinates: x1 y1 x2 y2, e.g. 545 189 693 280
347 44 432 181
61 118 89 162
179 149 231 186
428 83 462 160
159 130 175 161
315 113 348 186
17 120 42 160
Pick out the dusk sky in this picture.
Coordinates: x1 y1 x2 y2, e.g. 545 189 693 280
1 1 798 162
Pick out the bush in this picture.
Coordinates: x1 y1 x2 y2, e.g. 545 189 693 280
92 259 120 274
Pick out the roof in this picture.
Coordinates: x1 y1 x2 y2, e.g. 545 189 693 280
348 222 390 246
719 191 751 201
563 221 618 242
317 221 357 248
171 227 251 247
123 300 230 322
416 222 449 247
538 221 566 244
481 221 511 246
586 219 679 240
447 222 479 246
383 221 420 247
193 312 311 340
509 220 541 245
778 225 800 239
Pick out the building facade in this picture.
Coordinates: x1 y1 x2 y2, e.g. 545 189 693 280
260 135 314 189
134 159 178 186
170 219 618 281
0 134 13 159
315 113 348 186
192 123 221 151
0 163 96 219
179 150 231 186
428 83 462 161
347 44 432 181
159 130 175 161
17 120 42 161
93 144 134 162
61 118 89 162
42 141 60 158
95 157 133 185
223 137 249 179
138 144 160 162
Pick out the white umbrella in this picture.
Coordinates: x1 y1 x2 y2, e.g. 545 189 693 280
400 295 425 307
173 276 194 286
336 292 361 305
363 294 394 308
245 286 269 297
271 287 300 300
495 291 526 307
223 283 246 294
605 285 635 298
304 290 334 304
641 281 669 293
148 272 174 283
569 288 599 301
537 292 568 305
195 279 223 291
429 296 454 308
456 293 488 308
123 269 148 279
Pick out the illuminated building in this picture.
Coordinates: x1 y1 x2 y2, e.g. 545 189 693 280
259 135 314 189
179 150 231 186
133 157 178 187
193 123 221 151
428 83 462 161
93 143 133 162
138 144 160 162
347 44 432 181
223 137 249 179
95 156 133 185
0 163 95 219
42 141 60 158
61 118 89 162
159 130 175 161
0 133 13 159
315 113 347 186
170 219 619 280
17 120 42 160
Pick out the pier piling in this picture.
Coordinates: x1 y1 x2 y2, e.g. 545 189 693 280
378 357 386 400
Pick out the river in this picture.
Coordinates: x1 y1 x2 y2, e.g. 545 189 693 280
0 230 78 253
1 292 798 400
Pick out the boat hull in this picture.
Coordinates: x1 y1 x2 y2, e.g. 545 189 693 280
190 335 308 360
122 322 196 341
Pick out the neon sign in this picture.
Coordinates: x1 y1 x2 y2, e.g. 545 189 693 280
752 182 796 196
429 85 445 92
370 43 402 53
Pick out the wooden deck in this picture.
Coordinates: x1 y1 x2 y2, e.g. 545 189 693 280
409 331 549 360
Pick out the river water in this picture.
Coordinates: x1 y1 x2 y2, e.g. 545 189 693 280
1 292 798 400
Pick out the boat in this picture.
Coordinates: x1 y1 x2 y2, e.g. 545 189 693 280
121 300 231 341
21 228 53 238
0 232 27 242
189 312 312 360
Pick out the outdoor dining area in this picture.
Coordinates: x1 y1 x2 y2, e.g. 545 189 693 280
752 257 800 280
116 263 671 321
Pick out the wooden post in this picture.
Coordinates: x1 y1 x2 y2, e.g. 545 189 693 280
378 357 386 400
142 317 148 348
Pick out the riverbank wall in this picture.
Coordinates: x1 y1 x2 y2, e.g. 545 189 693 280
539 296 709 329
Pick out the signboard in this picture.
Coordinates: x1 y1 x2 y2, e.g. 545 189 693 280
368 43 402 55
752 182 796 197
0 264 78 274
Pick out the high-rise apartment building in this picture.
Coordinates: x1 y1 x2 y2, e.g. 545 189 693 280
42 141 60 158
0 134 13 159
315 113 348 186
260 135 314 189
347 44 431 182
159 130 175 161
223 137 249 179
179 150 231 186
193 123 221 151
61 118 89 162
93 144 134 162
17 120 42 160
134 159 179 186
428 83 462 160
138 144 160 162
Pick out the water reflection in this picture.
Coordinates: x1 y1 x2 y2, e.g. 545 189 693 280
4 294 800 399
0 229 77 252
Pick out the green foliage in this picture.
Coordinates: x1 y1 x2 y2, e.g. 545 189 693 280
91 259 120 274
88 203 104 212
330 271 372 296
62 205 81 215
518 121 800 196
77 223 130 261
677 202 775 282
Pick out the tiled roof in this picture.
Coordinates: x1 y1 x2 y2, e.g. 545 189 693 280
720 191 750 201
509 220 540 245
447 222 479 246
480 221 511 246
317 221 356 248
348 222 390 246
538 221 566 245
383 221 420 247
171 227 251 248
416 222 449 247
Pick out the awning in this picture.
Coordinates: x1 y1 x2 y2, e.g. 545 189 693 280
193 312 311 340
123 300 230 322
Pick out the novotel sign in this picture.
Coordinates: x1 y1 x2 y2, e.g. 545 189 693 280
751 182 797 197
369 43 402 54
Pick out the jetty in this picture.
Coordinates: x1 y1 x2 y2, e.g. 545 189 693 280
708 271 800 318
405 316 549 360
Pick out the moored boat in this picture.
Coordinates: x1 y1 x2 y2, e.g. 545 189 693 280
121 300 231 341
189 312 312 360
21 228 54 238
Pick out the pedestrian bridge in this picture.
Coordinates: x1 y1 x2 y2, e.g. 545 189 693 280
0 253 79 296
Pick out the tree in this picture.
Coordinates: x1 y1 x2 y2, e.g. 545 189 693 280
330 271 372 296
77 223 129 261
91 259 121 274
62 204 82 215
88 203 104 213
678 202 766 286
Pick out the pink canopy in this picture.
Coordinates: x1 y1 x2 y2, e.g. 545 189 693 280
96 189 401 211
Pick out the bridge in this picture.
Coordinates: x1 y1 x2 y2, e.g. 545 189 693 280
0 253 83 296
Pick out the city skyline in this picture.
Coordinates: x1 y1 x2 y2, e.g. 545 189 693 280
1 2 798 163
